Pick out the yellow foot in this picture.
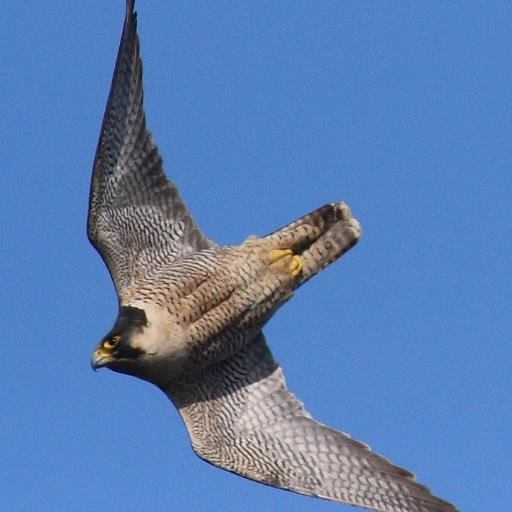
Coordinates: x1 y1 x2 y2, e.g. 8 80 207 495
289 255 303 276
268 249 303 277
268 249 293 263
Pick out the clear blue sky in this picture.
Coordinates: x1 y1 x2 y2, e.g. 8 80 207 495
2 2 510 511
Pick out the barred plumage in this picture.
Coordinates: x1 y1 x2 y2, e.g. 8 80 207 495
88 2 457 512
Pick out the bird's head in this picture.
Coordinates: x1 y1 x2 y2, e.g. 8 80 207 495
91 305 148 375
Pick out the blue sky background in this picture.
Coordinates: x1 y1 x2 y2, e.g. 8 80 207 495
2 2 510 511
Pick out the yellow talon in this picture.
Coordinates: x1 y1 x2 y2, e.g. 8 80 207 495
289 255 303 276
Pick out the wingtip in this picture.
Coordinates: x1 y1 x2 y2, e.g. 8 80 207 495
125 0 136 27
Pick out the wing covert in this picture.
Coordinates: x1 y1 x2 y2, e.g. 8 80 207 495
88 0 212 298
166 335 458 512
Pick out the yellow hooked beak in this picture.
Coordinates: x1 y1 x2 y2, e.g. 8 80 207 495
90 348 115 371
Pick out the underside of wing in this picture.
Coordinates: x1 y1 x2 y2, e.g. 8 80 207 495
166 335 458 512
88 0 212 297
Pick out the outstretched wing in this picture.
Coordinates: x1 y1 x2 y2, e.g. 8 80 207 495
166 335 458 512
88 0 211 298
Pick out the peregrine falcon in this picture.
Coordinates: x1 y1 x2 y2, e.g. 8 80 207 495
88 2 457 511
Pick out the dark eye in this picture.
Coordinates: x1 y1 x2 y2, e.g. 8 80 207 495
103 334 121 350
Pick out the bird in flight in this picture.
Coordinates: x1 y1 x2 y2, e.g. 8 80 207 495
88 2 457 511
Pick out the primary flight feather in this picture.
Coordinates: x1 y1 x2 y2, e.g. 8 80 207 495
88 2 457 511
